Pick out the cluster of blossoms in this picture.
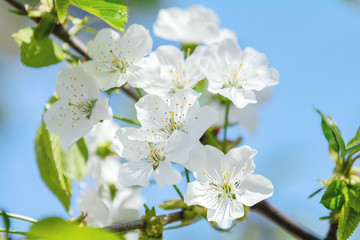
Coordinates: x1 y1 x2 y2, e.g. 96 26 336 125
44 5 278 231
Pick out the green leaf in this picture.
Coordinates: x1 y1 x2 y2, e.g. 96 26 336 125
320 180 347 210
338 204 360 240
316 109 346 157
56 0 70 23
35 123 72 212
35 13 58 40
308 187 325 199
12 27 65 68
0 211 10 239
61 138 87 181
346 127 360 151
71 0 128 32
345 185 360 212
27 217 123 240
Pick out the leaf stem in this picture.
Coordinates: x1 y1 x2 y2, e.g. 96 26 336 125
222 100 231 153
113 115 140 125
135 88 143 98
0 229 27 236
0 212 37 224
205 130 219 147
185 168 190 183
172 185 184 200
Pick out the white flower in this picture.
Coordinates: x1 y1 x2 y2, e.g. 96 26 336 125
204 28 237 45
153 5 219 44
43 65 113 151
131 89 218 143
83 24 152 91
184 145 274 229
201 39 279 108
77 185 143 227
213 89 272 133
132 45 205 97
114 127 191 188
87 120 121 186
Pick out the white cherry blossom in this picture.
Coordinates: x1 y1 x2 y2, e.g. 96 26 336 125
201 39 279 108
153 5 219 44
87 119 121 186
77 185 143 228
204 28 237 45
132 45 205 97
43 65 113 152
130 89 218 143
83 24 152 91
114 127 189 188
184 145 273 229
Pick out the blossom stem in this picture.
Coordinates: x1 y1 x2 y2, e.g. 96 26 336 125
185 168 190 183
172 185 184 200
135 88 143 98
205 130 220 147
0 229 27 236
222 100 231 153
0 211 37 224
113 115 140 125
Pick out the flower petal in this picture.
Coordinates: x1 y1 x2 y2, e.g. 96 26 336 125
165 130 195 165
118 161 154 187
153 161 182 188
207 197 244 229
236 174 274 207
184 181 219 209
87 28 121 63
218 87 256 108
114 128 150 161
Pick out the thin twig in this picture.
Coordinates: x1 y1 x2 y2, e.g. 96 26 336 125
103 211 183 233
251 201 321 240
5 0 139 102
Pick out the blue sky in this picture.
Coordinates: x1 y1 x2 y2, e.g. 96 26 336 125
1 0 360 239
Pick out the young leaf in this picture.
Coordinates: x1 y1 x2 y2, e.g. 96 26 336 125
34 13 58 40
316 109 345 157
345 185 360 212
346 127 360 151
60 138 87 182
71 0 128 32
56 0 70 23
28 217 123 240
35 123 72 212
320 180 347 210
308 187 325 199
12 27 65 67
338 204 360 240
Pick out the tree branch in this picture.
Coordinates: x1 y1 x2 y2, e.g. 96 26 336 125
104 201 321 240
325 223 338 240
5 0 140 101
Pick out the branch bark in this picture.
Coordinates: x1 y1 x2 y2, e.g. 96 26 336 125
325 223 338 240
5 0 139 101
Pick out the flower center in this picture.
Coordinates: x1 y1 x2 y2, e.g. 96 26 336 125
110 50 129 73
223 63 244 88
147 143 165 170
69 99 97 120
169 69 188 90
159 111 184 136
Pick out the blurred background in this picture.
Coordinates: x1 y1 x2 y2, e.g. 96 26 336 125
1 0 360 239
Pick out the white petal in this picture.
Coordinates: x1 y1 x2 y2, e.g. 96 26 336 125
236 174 274 206
227 146 257 180
89 98 113 125
153 161 181 188
231 104 258 133
266 68 280 87
119 24 152 62
184 105 219 139
207 197 244 229
56 66 100 102
193 145 223 182
77 188 112 227
168 89 200 124
184 181 219 209
114 128 150 161
165 130 195 165
87 28 121 63
82 61 126 90
218 87 256 108
182 141 206 172
156 45 184 67
118 161 154 187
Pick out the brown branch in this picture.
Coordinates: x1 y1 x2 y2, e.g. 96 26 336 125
5 0 139 101
104 201 321 240
252 201 321 240
325 223 338 240
103 211 183 233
